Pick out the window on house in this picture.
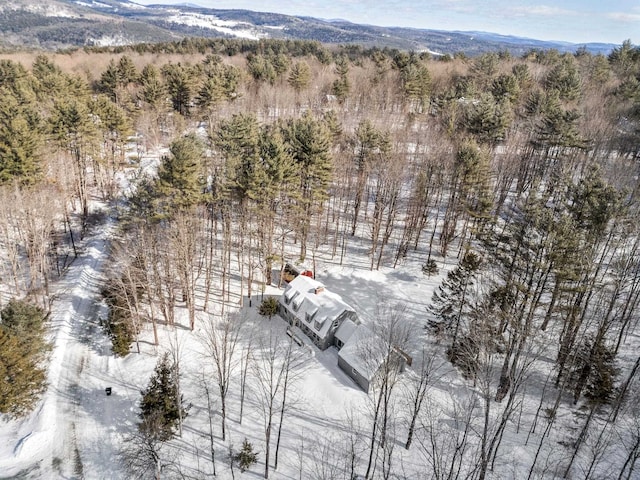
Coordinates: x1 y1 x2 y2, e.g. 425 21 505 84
284 289 297 305
314 318 324 331
305 308 318 324
292 296 303 312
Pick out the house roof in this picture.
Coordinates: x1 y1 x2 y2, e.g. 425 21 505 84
337 325 381 381
335 318 358 345
279 275 355 341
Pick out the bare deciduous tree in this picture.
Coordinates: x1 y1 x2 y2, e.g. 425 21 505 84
201 311 245 441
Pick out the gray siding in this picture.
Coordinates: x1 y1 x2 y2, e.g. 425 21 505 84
338 354 370 393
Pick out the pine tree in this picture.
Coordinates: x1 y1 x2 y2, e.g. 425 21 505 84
544 55 582 101
139 353 187 442
491 73 520 103
288 61 311 93
0 87 43 185
282 112 333 260
214 113 261 201
332 55 350 103
570 336 619 405
197 56 241 111
98 60 119 101
102 280 138 357
259 297 278 319
349 119 390 236
117 55 138 86
399 60 431 110
234 438 258 472
91 94 132 185
247 53 277 85
465 92 512 145
162 62 197 116
50 93 99 221
0 300 50 418
428 251 483 346
139 64 167 109
155 133 205 213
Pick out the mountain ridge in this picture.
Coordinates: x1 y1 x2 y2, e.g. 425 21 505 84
0 0 619 55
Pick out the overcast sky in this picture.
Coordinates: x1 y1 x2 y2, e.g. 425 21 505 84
134 0 638 45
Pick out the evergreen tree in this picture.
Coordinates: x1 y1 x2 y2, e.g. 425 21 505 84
234 438 258 472
155 134 205 212
288 61 311 93
98 60 119 101
448 139 493 246
332 55 350 103
491 73 520 103
139 64 167 109
282 112 333 260
162 62 197 116
102 281 138 357
139 353 187 442
259 297 278 319
511 63 533 96
349 119 390 235
400 60 431 110
31 54 64 94
247 53 277 85
117 55 138 86
532 93 586 152
471 52 499 80
0 300 50 418
570 336 619 405
0 87 43 185
197 56 241 111
465 92 512 145
91 94 133 178
50 92 98 220
544 55 582 101
568 164 620 238
428 251 483 346
214 113 261 201
608 39 640 81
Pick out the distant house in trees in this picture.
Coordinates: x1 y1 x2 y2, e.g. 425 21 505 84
277 275 357 351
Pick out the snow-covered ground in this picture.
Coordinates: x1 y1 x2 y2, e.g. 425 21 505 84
0 213 119 478
0 140 636 480
0 213 446 479
0 149 166 479
165 12 265 40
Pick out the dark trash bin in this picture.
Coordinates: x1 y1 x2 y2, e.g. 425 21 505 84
105 387 112 396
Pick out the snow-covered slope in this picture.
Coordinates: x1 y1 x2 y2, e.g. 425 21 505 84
0 0 615 54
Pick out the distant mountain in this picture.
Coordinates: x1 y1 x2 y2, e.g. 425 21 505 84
0 0 618 55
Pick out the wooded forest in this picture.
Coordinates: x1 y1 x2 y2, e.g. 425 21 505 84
1 37 640 479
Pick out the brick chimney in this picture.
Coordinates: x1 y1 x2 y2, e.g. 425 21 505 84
315 286 325 295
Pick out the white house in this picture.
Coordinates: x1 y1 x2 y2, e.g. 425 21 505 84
277 275 357 351
277 275 410 392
